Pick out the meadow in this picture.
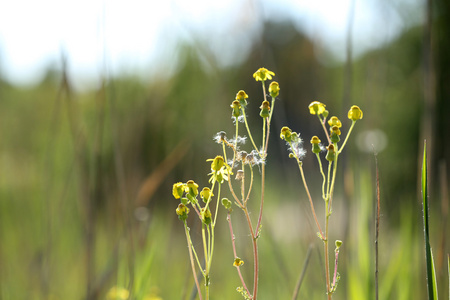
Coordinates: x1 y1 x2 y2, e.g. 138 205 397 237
0 20 449 300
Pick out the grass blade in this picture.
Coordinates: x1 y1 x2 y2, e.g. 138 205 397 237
422 140 437 300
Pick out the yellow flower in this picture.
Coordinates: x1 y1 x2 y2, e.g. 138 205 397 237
185 180 199 197
209 156 224 171
201 207 212 225
235 90 249 101
107 286 129 300
328 116 342 128
259 100 270 118
326 144 336 161
330 125 341 136
280 126 292 142
207 156 232 184
308 101 326 115
200 187 214 202
348 105 363 121
310 136 321 144
253 67 275 81
269 81 280 97
310 136 322 154
172 182 185 199
233 257 244 267
176 203 189 216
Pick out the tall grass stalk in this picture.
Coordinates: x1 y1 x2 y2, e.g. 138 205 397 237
422 140 438 300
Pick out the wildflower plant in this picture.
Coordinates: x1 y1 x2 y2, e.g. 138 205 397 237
281 102 363 299
172 67 278 300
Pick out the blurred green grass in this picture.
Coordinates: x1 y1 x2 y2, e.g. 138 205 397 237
0 20 449 300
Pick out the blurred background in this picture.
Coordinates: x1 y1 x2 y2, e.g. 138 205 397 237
0 0 449 299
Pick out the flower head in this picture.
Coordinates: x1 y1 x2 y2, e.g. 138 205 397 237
310 136 322 154
253 68 275 81
235 90 248 107
269 81 280 98
233 257 244 267
207 156 232 184
201 207 212 225
260 100 270 118
326 144 336 162
308 101 327 115
172 182 185 199
185 180 199 197
328 116 342 128
280 126 293 142
176 203 190 221
200 187 214 203
348 105 363 121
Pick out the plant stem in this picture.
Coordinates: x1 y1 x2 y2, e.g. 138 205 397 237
227 212 251 296
299 164 324 239
324 201 331 300
242 108 259 154
184 222 204 300
339 121 355 153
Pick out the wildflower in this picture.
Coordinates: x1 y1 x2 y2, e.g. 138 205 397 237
253 67 275 81
172 182 185 199
308 101 326 115
235 90 248 107
348 105 363 121
269 81 280 98
200 187 214 203
231 100 242 118
328 116 342 128
176 203 190 221
310 136 322 154
260 100 270 118
185 180 199 197
221 198 232 211
213 131 227 144
326 144 336 162
207 156 232 184
233 257 244 267
330 125 341 143
107 286 130 300
280 126 293 142
201 207 212 225
289 139 306 160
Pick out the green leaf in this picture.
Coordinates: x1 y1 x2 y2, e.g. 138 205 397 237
422 140 437 300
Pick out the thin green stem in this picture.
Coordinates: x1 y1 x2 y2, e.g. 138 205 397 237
315 153 327 200
299 163 324 239
184 222 204 300
339 121 355 154
242 108 259 154
328 144 339 215
318 115 331 145
324 206 331 300
268 96 276 124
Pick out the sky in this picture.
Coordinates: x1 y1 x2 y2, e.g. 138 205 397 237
0 0 422 89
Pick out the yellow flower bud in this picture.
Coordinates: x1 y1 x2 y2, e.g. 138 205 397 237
235 90 248 101
326 144 336 161
348 105 363 121
308 101 326 115
201 207 212 225
253 67 275 81
185 180 199 197
310 136 321 154
233 257 244 267
328 116 342 128
172 182 185 199
210 156 224 172
176 203 190 221
260 100 270 118
269 81 280 98
280 126 292 142
200 187 214 203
